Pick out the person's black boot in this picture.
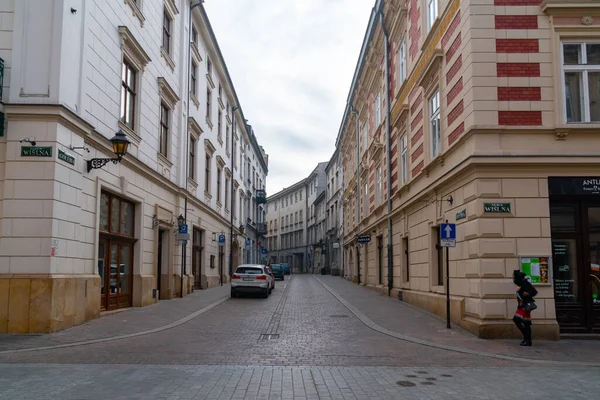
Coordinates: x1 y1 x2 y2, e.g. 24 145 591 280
521 322 532 346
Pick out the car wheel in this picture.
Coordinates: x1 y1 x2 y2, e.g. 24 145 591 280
230 288 236 298
262 288 269 298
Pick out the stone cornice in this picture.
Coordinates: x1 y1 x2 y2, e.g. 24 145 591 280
118 26 151 71
158 77 180 109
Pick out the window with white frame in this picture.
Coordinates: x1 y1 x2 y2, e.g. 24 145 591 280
429 90 441 158
375 91 381 127
562 42 600 123
427 0 438 31
400 135 408 184
162 8 172 54
120 60 137 129
159 102 169 157
399 37 407 85
376 167 382 206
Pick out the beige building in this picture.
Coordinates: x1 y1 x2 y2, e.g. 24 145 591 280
0 0 266 333
337 0 600 339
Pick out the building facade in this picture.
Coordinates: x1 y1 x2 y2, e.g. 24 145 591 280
305 162 328 273
325 149 344 276
336 0 600 339
0 0 266 333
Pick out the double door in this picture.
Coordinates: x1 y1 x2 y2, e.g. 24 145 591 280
98 237 134 311
551 202 600 333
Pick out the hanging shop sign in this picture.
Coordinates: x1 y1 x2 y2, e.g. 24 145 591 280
548 177 600 196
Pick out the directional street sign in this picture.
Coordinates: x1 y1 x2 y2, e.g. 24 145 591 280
440 223 456 248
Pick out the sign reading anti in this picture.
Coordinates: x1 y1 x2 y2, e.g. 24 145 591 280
357 235 371 244
21 146 52 157
483 202 511 213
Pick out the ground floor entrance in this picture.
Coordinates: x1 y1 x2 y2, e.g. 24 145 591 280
549 177 600 333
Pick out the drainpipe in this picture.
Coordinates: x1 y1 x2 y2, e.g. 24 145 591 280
350 106 360 285
380 7 393 297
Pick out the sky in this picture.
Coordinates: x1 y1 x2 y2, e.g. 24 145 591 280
203 0 375 195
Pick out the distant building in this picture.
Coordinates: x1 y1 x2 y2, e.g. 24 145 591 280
325 149 343 276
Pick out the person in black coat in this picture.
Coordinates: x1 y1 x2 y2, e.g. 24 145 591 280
512 270 538 346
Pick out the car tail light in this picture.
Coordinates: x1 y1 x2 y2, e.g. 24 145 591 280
232 274 240 279
256 275 267 280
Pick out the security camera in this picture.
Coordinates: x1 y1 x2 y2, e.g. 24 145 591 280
19 138 36 146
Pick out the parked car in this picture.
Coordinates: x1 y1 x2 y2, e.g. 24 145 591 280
264 265 275 292
231 264 273 298
270 264 285 280
281 263 291 275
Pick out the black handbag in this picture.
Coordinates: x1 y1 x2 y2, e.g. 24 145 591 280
524 301 537 312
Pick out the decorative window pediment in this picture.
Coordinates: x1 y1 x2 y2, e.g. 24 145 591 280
204 139 216 155
124 0 145 26
119 26 151 71
417 48 443 90
224 167 232 178
158 77 179 109
216 155 226 168
188 117 203 139
542 1 600 17
164 0 179 18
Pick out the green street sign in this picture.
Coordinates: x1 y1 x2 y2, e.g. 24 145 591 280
58 149 75 165
21 146 52 157
456 209 466 220
483 202 511 213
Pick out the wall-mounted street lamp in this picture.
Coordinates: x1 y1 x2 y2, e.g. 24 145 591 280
86 130 130 172
177 214 185 229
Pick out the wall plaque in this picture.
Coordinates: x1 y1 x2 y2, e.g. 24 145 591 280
456 209 466 220
58 149 75 165
21 146 52 157
483 202 511 213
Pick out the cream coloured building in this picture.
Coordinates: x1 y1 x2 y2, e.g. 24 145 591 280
0 0 267 333
336 0 600 339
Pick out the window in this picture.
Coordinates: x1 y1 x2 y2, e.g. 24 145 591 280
218 110 222 140
400 135 408 184
376 167 382 206
205 154 211 193
225 177 230 210
361 122 368 151
189 136 196 180
162 8 172 53
363 182 369 216
429 90 441 158
120 60 136 129
562 42 600 123
206 88 212 119
191 61 198 96
159 103 169 157
217 167 222 203
427 0 438 31
299 210 303 221
402 237 409 282
192 25 198 49
207 57 212 76
218 84 222 99
399 38 407 85
300 192 302 201
375 92 381 127
295 193 298 203
99 191 135 236
226 124 230 150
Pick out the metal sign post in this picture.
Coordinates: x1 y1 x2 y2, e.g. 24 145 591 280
440 221 456 329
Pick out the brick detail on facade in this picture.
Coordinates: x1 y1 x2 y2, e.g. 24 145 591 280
446 77 463 106
412 160 424 177
409 0 421 60
411 93 423 114
448 122 465 146
498 87 541 101
498 111 542 126
409 86 421 103
411 126 423 146
448 100 464 126
495 15 538 29
446 56 462 84
389 41 397 98
497 63 540 77
496 39 539 53
494 0 542 5
446 35 462 63
411 143 424 162
442 12 461 49
411 110 423 130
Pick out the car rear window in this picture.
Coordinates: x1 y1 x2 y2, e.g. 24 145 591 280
271 265 282 271
236 267 263 275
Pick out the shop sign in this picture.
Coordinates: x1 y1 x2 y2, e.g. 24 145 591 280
483 202 511 213
520 256 551 285
58 149 75 165
548 177 600 196
21 146 52 157
456 209 466 220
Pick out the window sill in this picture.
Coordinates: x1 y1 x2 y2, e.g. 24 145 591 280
204 191 212 201
216 200 223 209
187 177 198 192
118 121 142 144
206 116 213 130
157 152 173 167
191 45 202 63
191 93 200 110
161 47 175 72
124 0 145 26
218 136 223 146
218 97 224 110
206 73 215 89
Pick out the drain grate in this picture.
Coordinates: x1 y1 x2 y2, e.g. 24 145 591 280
396 381 416 387
259 334 279 340
330 315 349 318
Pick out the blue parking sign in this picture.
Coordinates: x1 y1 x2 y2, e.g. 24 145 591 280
218 234 226 244
178 224 188 234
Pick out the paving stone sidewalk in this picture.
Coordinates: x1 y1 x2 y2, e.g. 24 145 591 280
0 284 230 352
316 275 600 364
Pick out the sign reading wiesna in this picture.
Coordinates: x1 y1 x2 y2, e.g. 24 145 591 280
21 146 52 157
58 149 75 165
483 202 511 213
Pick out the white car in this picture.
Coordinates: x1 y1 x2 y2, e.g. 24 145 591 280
231 264 273 298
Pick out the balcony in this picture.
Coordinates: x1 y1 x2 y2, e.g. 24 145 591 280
256 189 267 204
256 222 267 235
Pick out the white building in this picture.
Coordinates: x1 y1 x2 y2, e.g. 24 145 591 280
325 149 343 276
0 0 266 333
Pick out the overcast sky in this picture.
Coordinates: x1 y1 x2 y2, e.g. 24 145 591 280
204 0 374 195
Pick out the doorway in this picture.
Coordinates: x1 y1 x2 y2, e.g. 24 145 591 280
377 236 384 285
193 228 204 289
549 177 600 333
157 229 169 300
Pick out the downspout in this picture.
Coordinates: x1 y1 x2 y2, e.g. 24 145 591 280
380 7 393 297
350 106 360 285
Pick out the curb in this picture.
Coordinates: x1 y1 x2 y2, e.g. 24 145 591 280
314 276 600 367
0 296 230 355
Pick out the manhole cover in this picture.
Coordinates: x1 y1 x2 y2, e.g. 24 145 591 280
396 381 416 387
259 334 279 340
425 377 437 381
330 315 349 318
421 382 435 386
441 374 453 378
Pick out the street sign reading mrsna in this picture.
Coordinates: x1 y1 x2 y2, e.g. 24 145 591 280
357 235 371 244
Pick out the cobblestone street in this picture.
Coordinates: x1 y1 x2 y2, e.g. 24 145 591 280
1 275 600 399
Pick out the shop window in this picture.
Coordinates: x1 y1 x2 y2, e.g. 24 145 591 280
100 191 135 237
